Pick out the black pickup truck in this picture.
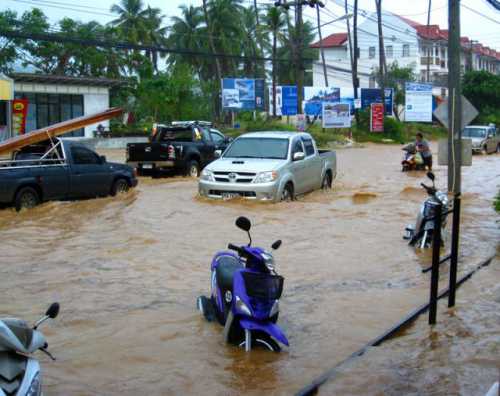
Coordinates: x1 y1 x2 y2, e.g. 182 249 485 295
126 122 232 177
0 139 138 211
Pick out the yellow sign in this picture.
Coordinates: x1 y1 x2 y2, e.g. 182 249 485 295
13 102 25 111
0 79 14 101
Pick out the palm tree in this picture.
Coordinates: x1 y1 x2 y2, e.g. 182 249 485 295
264 7 285 117
143 6 167 72
110 0 147 44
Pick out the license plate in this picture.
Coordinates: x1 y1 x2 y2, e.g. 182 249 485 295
142 164 153 169
222 192 240 200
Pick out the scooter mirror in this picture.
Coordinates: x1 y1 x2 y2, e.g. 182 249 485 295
271 240 282 250
427 172 435 181
235 216 251 232
46 302 60 319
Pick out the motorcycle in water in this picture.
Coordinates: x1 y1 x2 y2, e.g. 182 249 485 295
197 216 288 352
401 143 425 172
403 172 450 249
0 303 60 396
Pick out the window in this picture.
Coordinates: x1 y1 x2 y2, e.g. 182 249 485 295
210 130 224 144
159 128 192 142
386 45 393 58
403 44 410 57
369 46 376 59
223 138 289 160
71 146 100 165
292 139 304 155
302 138 315 156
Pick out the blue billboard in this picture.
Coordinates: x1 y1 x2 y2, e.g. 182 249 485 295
360 88 394 115
222 78 265 111
303 87 341 116
281 86 298 115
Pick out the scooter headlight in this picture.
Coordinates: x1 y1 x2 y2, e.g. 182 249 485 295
436 191 449 206
235 296 252 316
261 252 275 272
26 372 41 396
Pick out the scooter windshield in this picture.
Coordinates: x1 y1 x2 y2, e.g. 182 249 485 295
241 272 284 300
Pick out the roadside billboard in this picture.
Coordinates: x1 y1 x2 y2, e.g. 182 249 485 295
405 82 433 122
370 103 384 132
222 78 265 111
268 85 298 116
303 87 340 116
360 88 393 115
12 99 28 135
322 102 351 128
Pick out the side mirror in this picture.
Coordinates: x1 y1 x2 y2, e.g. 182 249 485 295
214 150 222 158
46 302 60 319
271 240 282 250
100 155 107 164
427 171 435 181
293 151 305 161
225 137 233 143
236 216 251 232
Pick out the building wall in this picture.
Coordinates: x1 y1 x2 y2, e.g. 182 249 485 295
14 83 110 138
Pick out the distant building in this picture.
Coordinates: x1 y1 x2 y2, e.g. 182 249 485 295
311 12 500 93
10 73 124 138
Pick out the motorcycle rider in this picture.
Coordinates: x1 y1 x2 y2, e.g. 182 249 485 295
415 133 432 170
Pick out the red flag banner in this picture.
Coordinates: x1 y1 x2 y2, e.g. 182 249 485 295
12 99 29 135
370 103 384 133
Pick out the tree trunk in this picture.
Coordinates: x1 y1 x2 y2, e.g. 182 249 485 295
272 32 277 117
202 0 222 120
426 0 432 82
317 4 328 86
296 0 304 114
375 0 386 112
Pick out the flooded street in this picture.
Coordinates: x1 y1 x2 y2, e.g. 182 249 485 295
0 144 498 395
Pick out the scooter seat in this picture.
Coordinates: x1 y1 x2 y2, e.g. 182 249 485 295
216 256 243 292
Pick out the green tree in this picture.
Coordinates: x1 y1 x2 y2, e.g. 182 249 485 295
110 0 148 44
0 10 19 73
373 62 416 120
263 7 286 117
462 70 500 125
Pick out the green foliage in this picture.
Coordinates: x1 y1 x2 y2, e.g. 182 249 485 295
495 191 500 213
462 71 500 125
0 10 19 73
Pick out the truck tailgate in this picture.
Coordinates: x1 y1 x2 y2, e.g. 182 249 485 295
127 143 170 162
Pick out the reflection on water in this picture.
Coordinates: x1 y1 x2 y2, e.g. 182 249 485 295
0 145 498 395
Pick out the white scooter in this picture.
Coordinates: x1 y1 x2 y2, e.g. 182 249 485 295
404 172 450 249
0 303 60 396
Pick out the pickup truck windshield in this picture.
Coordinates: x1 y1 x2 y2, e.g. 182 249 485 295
223 138 289 159
463 128 487 138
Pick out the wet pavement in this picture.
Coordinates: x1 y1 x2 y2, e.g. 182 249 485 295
0 144 498 395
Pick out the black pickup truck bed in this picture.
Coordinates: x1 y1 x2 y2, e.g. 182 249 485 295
126 124 231 177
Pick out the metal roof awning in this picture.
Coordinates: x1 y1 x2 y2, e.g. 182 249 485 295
10 73 127 88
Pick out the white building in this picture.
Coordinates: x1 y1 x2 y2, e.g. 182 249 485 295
311 12 500 94
10 73 123 138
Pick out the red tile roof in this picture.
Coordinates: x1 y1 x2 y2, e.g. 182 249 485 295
311 32 348 48
395 14 499 61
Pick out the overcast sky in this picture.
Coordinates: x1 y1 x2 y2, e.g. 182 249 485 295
4 0 500 50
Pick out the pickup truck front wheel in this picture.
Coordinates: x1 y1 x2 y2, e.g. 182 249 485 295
15 186 40 211
111 178 130 196
281 183 294 202
185 160 200 178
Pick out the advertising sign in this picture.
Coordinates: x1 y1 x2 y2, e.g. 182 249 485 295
12 99 28 135
353 98 362 109
268 85 297 116
222 78 264 111
322 102 351 128
405 82 433 122
304 87 340 116
360 88 393 115
370 103 384 132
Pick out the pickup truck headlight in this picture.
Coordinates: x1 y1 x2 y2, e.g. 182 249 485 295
253 171 278 184
201 169 214 182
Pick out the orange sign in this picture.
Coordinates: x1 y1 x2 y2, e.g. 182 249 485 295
12 99 29 135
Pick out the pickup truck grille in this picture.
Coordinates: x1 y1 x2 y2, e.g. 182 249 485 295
213 171 256 183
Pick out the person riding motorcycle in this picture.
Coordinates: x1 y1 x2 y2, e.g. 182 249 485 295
415 132 432 170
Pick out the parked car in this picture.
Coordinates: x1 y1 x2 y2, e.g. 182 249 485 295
463 125 500 154
126 121 232 177
198 131 337 202
0 139 137 211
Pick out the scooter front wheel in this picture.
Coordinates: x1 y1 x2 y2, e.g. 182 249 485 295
238 331 281 352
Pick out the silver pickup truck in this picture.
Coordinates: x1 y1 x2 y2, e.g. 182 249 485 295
198 131 336 202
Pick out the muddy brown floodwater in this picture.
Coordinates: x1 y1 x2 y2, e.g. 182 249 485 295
0 144 498 395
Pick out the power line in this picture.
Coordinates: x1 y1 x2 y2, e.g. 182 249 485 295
461 3 500 25
6 0 115 17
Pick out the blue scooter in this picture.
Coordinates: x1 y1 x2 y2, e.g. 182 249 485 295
197 216 288 352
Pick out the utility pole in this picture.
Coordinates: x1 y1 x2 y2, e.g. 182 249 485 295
315 1 328 86
296 0 305 114
448 0 462 195
426 0 432 82
346 0 359 123
375 0 386 109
